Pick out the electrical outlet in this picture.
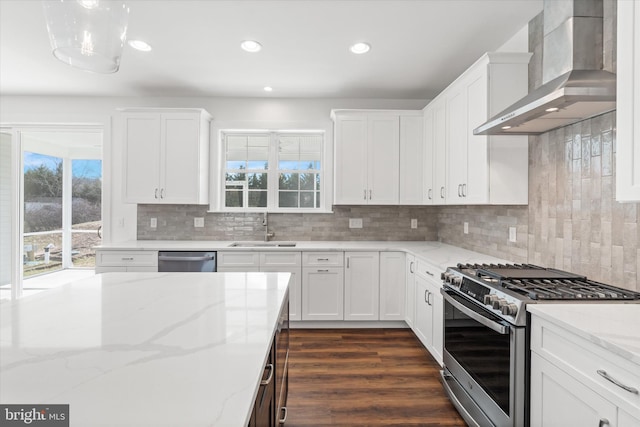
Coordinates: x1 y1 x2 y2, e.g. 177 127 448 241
463 222 469 234
509 226 517 242
150 218 157 228
349 218 363 229
411 219 418 229
194 217 205 228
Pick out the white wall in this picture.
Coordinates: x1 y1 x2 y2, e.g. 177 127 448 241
0 96 427 243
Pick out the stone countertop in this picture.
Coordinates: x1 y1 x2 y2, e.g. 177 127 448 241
527 304 640 365
96 240 508 273
0 272 290 427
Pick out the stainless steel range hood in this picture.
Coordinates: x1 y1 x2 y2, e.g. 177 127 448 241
473 69 616 135
474 0 615 136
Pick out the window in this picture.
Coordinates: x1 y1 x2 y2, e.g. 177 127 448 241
223 131 324 211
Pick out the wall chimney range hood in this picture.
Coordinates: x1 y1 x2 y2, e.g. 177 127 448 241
474 0 615 136
473 69 616 135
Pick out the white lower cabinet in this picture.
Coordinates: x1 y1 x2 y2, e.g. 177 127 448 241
404 254 416 327
530 314 640 427
344 252 380 321
216 251 260 272
379 252 405 321
95 250 158 273
301 252 344 321
412 260 443 365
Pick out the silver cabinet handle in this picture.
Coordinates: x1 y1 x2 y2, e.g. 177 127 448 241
424 289 429 303
154 188 158 199
425 270 434 277
364 189 367 200
462 183 467 197
427 188 432 200
369 189 372 200
440 186 445 199
427 291 432 306
158 255 214 262
160 188 165 199
260 363 274 385
597 370 639 394
317 269 329 273
317 258 329 261
599 419 609 427
409 261 415 274
457 184 462 197
346 257 350 268
279 407 288 424
121 257 134 261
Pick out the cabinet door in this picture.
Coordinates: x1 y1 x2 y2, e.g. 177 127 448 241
432 99 447 204
616 0 640 201
530 352 617 427
344 252 379 321
399 115 424 205
379 252 405 321
404 255 416 327
428 279 443 365
422 108 435 204
619 409 640 427
123 113 161 203
334 114 368 204
301 267 344 321
446 85 468 203
262 265 302 322
161 113 204 204
413 275 433 349
464 69 489 204
368 115 400 204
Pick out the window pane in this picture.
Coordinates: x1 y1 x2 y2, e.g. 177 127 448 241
248 190 267 207
247 160 268 170
279 173 299 190
316 191 321 207
226 160 246 169
300 192 315 208
225 190 243 207
278 192 298 208
300 173 316 190
248 173 267 190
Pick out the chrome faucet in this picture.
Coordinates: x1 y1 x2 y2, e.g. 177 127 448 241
263 212 275 242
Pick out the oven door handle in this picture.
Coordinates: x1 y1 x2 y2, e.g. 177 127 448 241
442 290 510 335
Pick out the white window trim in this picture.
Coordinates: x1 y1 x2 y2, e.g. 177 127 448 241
216 129 331 213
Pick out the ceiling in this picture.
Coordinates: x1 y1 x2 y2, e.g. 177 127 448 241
0 0 542 99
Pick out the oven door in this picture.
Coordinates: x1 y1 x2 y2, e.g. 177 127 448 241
440 288 526 427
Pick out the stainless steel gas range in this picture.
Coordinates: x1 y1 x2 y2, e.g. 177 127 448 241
439 263 640 427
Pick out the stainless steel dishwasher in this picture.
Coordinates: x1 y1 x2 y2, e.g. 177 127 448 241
157 251 216 272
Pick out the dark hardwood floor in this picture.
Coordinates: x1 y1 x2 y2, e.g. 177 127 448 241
285 328 466 426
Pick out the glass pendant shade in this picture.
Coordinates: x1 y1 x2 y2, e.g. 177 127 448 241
42 0 130 73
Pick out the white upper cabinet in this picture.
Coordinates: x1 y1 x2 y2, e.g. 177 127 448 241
122 108 212 204
333 110 421 205
616 0 640 201
399 114 425 205
425 52 531 205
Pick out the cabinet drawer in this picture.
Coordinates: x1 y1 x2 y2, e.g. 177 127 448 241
217 251 260 268
531 316 640 411
96 251 158 267
415 259 442 281
261 252 301 267
302 252 344 267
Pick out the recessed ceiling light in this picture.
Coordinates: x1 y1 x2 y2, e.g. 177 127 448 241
545 107 560 112
241 40 262 53
264 86 273 92
350 42 371 54
501 125 512 130
128 40 152 52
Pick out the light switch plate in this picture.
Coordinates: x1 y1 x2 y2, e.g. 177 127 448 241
411 219 418 229
349 218 363 229
150 218 157 228
463 222 469 234
194 217 205 228
509 226 517 242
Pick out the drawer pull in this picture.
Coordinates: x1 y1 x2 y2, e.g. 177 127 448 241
317 269 329 273
279 407 288 424
317 258 329 261
260 363 274 385
598 419 609 427
121 257 134 261
596 370 639 394
425 270 434 277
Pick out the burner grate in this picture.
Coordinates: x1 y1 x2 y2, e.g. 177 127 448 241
502 278 640 300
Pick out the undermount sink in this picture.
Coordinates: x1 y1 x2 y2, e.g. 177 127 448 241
228 242 297 248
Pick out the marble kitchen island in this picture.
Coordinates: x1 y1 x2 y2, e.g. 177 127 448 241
0 272 291 427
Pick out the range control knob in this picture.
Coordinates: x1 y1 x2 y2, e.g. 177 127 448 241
452 276 462 286
483 294 498 305
501 303 519 317
492 298 507 310
442 272 453 283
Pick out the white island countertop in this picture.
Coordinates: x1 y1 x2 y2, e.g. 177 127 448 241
527 304 640 365
0 272 290 427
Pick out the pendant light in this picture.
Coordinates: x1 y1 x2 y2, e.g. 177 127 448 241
42 0 130 74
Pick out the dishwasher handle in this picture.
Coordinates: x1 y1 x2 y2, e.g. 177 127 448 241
158 255 215 262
